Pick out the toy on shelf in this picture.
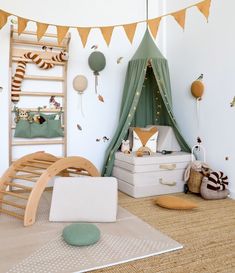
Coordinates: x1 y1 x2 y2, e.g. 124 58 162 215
121 140 130 154
0 151 100 226
49 96 61 109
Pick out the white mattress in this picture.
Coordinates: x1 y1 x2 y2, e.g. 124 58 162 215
113 166 184 187
117 178 185 198
114 151 191 172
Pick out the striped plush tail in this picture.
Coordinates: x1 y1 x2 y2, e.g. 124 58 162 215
11 60 27 104
24 52 55 69
51 51 69 62
207 171 229 191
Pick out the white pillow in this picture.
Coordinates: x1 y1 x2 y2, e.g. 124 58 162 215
146 125 181 152
132 127 158 153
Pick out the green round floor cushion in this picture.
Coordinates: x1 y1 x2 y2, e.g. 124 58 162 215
62 223 101 246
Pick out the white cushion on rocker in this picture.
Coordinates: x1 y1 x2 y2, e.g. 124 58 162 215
147 125 181 152
49 177 118 222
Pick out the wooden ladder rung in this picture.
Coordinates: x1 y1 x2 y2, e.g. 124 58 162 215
12 39 66 49
30 158 58 164
11 91 64 97
12 29 70 39
10 175 37 182
23 75 64 81
29 157 59 164
0 199 26 210
0 190 29 200
12 57 65 66
11 108 64 113
21 163 49 169
4 182 33 191
16 168 43 176
12 140 64 146
0 208 24 220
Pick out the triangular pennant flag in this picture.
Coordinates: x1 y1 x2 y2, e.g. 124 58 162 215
123 23 137 44
18 17 28 35
100 26 114 46
0 10 10 30
77 27 91 47
172 9 186 29
148 17 161 38
56 26 69 44
196 0 211 22
36 22 49 41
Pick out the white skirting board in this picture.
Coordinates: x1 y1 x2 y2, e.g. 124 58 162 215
229 190 235 199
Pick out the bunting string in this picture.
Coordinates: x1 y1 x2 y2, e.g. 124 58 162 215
0 0 211 46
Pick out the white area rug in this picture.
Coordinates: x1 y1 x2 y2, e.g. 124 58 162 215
0 193 182 273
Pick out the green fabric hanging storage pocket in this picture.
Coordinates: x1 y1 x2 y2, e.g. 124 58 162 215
14 120 31 138
30 122 48 138
47 119 64 138
14 109 64 138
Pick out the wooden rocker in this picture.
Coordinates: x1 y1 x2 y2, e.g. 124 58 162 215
0 151 100 226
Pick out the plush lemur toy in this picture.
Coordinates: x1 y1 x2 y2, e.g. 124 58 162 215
121 140 130 154
14 109 33 123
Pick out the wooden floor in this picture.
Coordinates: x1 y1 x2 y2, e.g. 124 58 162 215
94 192 235 273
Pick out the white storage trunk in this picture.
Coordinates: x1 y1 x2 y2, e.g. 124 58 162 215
112 151 191 198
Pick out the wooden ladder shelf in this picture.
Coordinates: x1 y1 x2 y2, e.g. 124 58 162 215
9 27 70 165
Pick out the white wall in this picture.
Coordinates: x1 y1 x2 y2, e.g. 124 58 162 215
0 0 164 174
1 0 234 197
165 0 235 197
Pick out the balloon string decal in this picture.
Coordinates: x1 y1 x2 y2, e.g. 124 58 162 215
94 72 99 94
196 97 201 133
80 93 85 117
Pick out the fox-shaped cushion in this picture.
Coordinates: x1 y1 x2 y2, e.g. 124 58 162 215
132 127 158 153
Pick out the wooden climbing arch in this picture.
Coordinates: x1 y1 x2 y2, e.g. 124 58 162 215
0 151 100 226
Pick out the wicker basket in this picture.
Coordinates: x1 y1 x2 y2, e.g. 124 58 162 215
188 169 203 193
187 144 206 194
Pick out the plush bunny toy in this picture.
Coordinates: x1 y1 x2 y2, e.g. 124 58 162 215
121 140 130 154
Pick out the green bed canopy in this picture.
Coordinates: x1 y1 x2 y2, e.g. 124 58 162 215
102 29 190 176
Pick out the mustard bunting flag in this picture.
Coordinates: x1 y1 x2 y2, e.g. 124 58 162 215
57 26 69 44
77 27 91 47
18 17 28 35
100 26 114 46
0 10 10 29
36 22 49 41
123 23 137 43
148 17 161 38
0 0 212 45
172 9 186 29
196 0 211 22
